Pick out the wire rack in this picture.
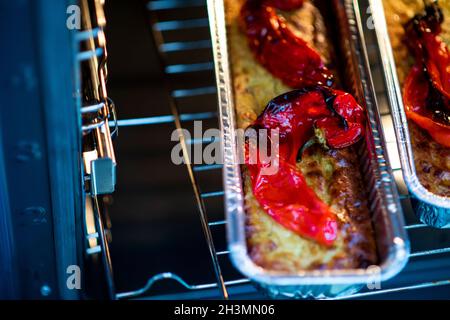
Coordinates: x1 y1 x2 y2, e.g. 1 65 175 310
115 0 450 300
77 0 118 299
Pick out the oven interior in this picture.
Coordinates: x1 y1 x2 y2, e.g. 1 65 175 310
106 0 450 299
2 0 450 300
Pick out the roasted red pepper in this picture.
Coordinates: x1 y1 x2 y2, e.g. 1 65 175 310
403 3 450 147
404 64 450 147
240 0 334 88
245 87 365 246
264 0 304 11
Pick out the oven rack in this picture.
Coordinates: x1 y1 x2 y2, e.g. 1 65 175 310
77 0 119 299
114 0 450 300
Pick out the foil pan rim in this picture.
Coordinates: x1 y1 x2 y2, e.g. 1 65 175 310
369 0 450 209
207 0 410 289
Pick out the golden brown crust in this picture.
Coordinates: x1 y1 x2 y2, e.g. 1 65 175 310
226 0 377 272
383 0 450 197
409 122 450 196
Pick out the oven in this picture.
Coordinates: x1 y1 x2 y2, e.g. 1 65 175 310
1 0 450 300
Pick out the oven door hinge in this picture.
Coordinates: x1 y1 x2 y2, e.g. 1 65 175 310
90 157 116 196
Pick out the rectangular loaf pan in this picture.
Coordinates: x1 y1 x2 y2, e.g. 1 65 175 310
368 0 450 227
208 0 410 298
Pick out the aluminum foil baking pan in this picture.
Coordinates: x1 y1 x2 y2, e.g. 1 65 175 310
207 0 410 298
368 0 450 227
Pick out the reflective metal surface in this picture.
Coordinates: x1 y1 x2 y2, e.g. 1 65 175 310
368 0 450 226
208 0 409 298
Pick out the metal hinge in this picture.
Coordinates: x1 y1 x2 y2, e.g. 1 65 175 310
90 158 116 195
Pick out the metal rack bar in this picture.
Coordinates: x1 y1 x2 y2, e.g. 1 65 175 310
154 18 209 31
117 229 450 299
192 244 450 259
114 112 216 127
160 40 212 53
207 247 450 258
208 220 226 226
142 1 229 299
186 136 219 145
404 224 427 230
81 102 106 114
77 48 104 61
147 0 206 11
410 248 450 258
166 101 228 299
92 196 116 299
166 62 214 74
337 280 450 299
86 246 102 255
116 272 250 300
77 0 117 299
75 28 100 41
193 164 223 172
82 120 106 132
171 86 217 98
200 191 225 199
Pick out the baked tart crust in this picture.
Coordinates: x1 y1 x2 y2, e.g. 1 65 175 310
225 0 377 272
